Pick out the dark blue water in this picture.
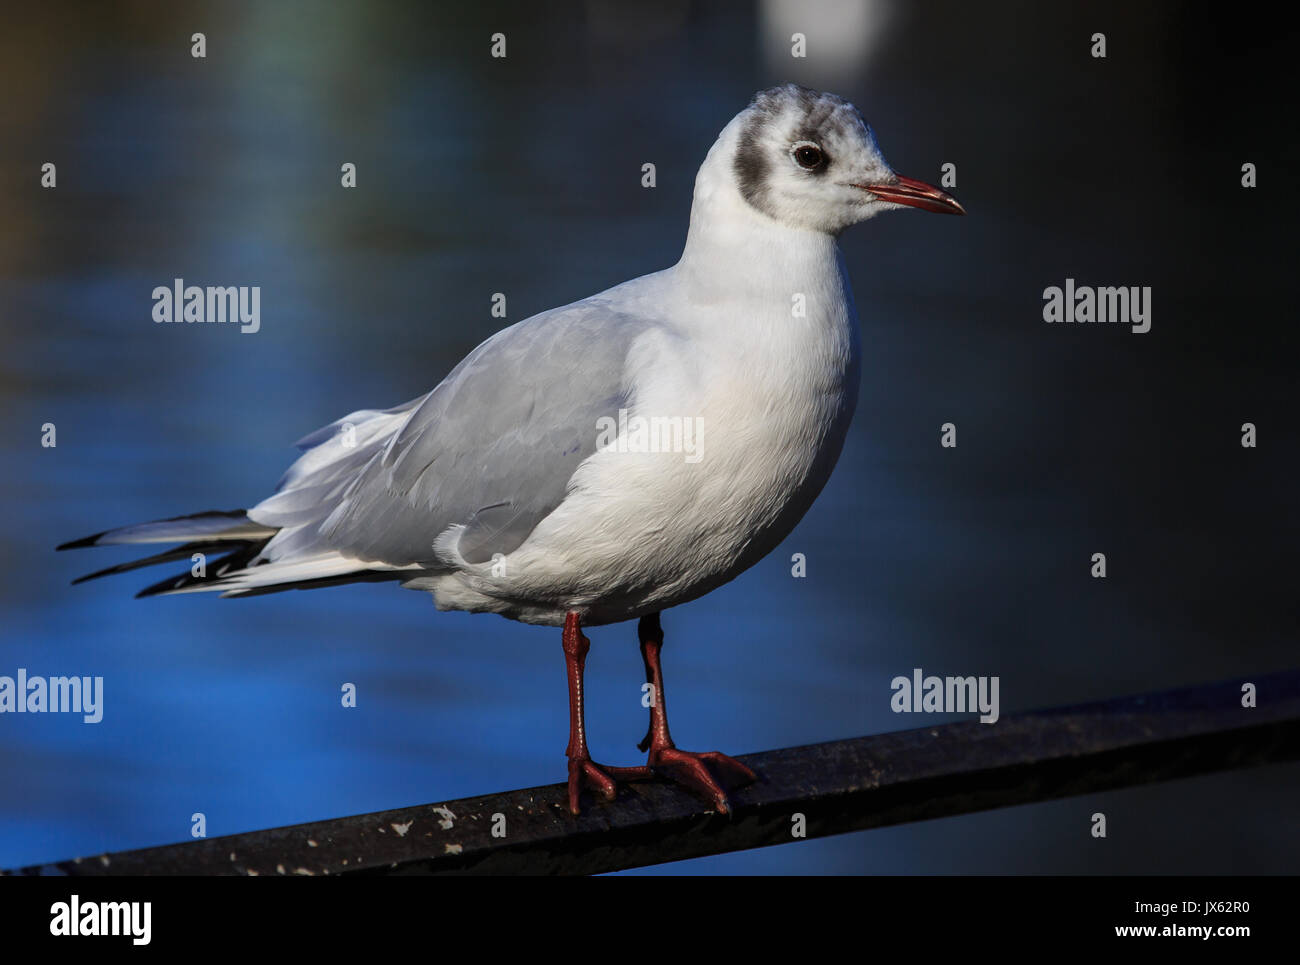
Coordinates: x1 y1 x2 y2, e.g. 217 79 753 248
1 1 1295 874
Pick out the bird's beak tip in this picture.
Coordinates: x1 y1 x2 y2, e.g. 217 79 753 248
861 174 966 216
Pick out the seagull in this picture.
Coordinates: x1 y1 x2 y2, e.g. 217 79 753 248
60 84 963 815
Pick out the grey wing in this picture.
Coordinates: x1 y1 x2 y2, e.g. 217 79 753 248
251 297 648 568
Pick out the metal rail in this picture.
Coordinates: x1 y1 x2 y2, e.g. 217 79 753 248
9 669 1298 875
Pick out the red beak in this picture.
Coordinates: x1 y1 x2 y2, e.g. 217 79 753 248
859 174 965 215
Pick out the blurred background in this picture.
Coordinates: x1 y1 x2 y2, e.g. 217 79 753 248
0 0 1295 874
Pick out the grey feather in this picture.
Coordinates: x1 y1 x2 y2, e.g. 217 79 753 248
252 293 652 568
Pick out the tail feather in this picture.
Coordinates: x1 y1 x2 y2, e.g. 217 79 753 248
60 508 414 599
57 509 276 550
60 509 277 595
71 540 247 585
134 540 273 598
137 551 412 598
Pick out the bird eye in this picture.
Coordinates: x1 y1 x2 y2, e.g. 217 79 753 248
792 142 825 170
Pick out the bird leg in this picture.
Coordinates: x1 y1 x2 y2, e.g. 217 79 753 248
562 612 650 814
561 610 757 815
634 612 758 814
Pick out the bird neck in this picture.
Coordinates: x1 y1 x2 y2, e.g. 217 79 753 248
674 131 842 303
676 188 842 303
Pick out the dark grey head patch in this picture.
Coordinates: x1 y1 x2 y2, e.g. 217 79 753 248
732 84 867 218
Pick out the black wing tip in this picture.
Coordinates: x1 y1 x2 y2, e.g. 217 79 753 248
57 510 253 553
67 541 247 588
57 533 106 551
134 577 190 599
132 540 270 599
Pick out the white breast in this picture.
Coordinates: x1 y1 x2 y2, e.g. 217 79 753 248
468 242 861 626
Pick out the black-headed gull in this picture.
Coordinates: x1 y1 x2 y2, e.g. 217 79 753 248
61 84 963 814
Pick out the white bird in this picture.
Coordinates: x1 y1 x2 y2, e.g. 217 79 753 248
61 84 963 814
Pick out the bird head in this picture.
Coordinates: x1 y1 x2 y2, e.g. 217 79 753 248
720 83 964 235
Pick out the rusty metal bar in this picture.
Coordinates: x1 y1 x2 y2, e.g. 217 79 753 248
8 669 1298 876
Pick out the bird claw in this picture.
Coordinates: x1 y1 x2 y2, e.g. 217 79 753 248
566 757 652 814
650 747 758 814
568 748 756 815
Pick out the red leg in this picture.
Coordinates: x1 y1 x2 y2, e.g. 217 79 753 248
562 610 756 815
634 612 758 813
562 612 649 814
